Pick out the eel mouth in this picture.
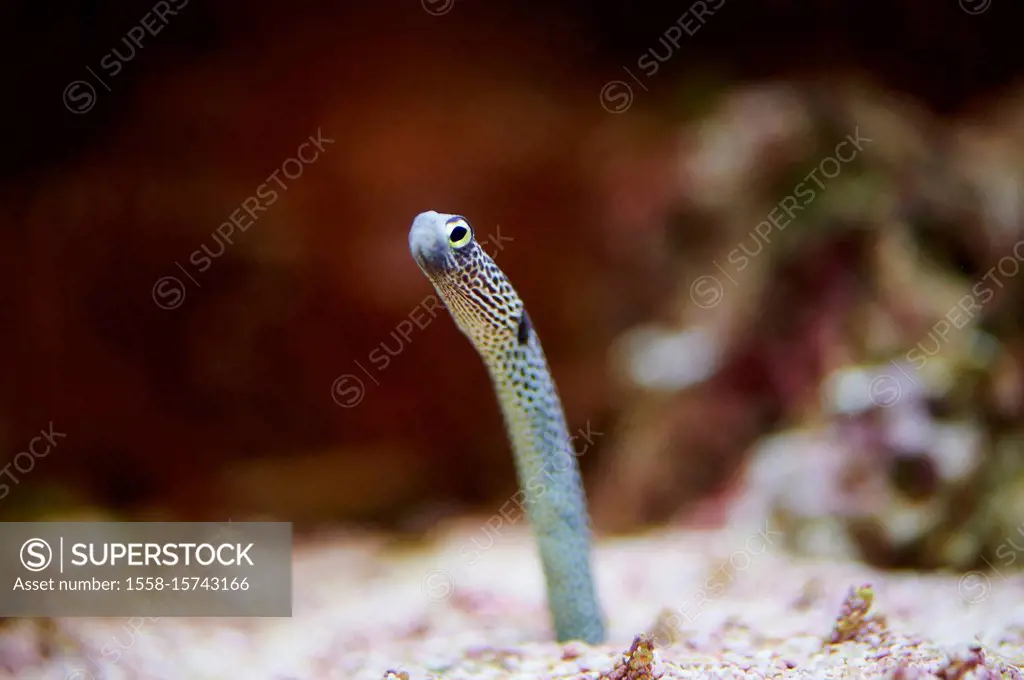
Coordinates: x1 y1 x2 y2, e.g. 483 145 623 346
408 210 452 276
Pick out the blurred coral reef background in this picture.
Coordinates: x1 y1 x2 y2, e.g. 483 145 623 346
4 0 1024 576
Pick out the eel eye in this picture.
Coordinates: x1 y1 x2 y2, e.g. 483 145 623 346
445 218 473 249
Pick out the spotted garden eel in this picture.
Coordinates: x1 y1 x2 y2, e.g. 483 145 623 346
409 211 606 644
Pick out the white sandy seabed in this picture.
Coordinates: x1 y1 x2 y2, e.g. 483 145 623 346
4 522 1023 680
